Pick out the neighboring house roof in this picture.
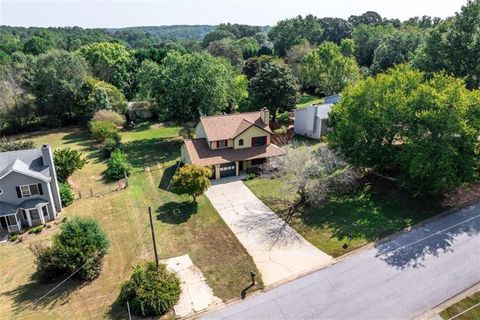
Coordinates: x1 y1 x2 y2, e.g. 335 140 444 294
0 159 51 182
183 138 286 166
0 148 51 181
0 201 18 217
19 198 50 209
199 111 273 141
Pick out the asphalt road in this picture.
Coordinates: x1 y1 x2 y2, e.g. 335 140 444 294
201 202 480 320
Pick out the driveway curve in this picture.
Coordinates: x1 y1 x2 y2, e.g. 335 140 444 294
206 180 332 286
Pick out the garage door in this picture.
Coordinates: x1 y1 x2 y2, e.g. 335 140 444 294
220 163 236 178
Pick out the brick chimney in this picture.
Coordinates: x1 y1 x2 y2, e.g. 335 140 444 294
260 108 270 126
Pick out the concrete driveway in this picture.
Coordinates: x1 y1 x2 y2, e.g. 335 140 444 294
206 179 332 287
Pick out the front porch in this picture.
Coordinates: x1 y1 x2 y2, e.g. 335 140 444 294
211 158 266 180
0 199 52 234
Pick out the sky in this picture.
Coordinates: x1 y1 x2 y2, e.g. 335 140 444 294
0 0 467 28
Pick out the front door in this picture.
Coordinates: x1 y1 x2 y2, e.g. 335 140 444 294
239 161 244 171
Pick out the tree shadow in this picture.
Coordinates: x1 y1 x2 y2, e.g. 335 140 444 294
123 138 182 169
373 204 480 269
61 130 103 163
156 201 198 224
2 279 88 315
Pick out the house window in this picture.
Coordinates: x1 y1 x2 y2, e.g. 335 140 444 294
19 184 40 197
30 209 40 221
251 136 267 147
239 139 244 146
217 140 228 148
42 206 49 217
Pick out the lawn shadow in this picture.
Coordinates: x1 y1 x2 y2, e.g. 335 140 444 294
159 162 179 191
156 201 198 224
123 138 182 169
2 279 88 315
61 130 104 163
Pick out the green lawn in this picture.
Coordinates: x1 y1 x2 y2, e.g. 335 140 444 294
296 93 323 109
0 122 261 319
441 291 480 320
245 176 441 257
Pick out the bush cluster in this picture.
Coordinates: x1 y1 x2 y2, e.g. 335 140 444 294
118 261 181 317
29 225 44 234
33 217 109 283
53 148 87 181
92 110 125 126
0 137 34 152
59 182 75 206
89 120 120 143
105 149 131 180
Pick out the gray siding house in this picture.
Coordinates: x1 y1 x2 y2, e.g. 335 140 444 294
0 145 62 233
293 94 341 140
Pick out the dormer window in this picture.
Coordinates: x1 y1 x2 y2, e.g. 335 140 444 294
216 140 228 148
239 139 244 146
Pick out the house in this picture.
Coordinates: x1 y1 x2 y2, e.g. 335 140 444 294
181 108 285 179
293 94 341 139
0 145 62 234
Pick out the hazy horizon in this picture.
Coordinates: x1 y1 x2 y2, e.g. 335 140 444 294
0 0 467 29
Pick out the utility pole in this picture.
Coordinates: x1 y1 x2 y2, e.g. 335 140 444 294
127 301 132 320
148 207 159 267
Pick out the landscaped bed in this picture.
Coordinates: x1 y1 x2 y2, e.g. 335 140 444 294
245 175 443 257
0 122 261 319
440 291 480 320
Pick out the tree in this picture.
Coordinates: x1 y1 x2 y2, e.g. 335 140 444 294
54 148 87 181
328 64 480 196
268 15 324 56
143 51 240 121
118 261 181 317
318 18 353 44
33 217 110 282
105 149 131 180
84 77 128 115
236 37 261 59
352 24 395 67
370 29 423 75
91 109 125 126
0 65 36 132
242 55 275 79
348 11 383 27
23 36 53 55
171 164 212 203
249 62 300 122
303 42 360 96
31 50 89 126
76 42 134 96
413 0 480 89
285 40 314 85
59 182 75 206
207 39 243 68
0 34 22 54
202 29 235 48
262 145 357 206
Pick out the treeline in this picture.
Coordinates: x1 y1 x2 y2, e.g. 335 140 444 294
1 5 480 134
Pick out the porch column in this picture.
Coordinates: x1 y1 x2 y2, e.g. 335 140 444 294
14 214 21 232
37 206 46 224
215 165 220 180
235 161 239 176
25 210 32 227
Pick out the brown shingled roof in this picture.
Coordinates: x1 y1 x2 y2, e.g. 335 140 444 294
199 111 272 141
183 138 285 166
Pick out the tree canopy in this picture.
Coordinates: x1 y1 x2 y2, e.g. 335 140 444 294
328 64 480 196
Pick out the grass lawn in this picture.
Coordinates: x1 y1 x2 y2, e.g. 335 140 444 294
440 291 480 320
296 93 323 109
245 175 442 257
0 121 261 319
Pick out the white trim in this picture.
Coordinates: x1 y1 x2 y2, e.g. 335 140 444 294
46 182 58 218
19 184 40 198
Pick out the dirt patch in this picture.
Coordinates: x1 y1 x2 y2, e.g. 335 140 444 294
443 182 480 209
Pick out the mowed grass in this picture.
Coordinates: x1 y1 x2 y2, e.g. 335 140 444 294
245 176 441 257
296 93 323 109
0 122 261 319
440 291 480 320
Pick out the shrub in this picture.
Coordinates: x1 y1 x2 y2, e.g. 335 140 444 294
59 182 75 206
89 120 120 143
100 136 121 158
0 137 34 152
32 216 110 283
29 225 44 234
53 148 87 181
105 149 131 180
118 261 181 317
171 164 211 203
8 233 20 242
92 110 125 126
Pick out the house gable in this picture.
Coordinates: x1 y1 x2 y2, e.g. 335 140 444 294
234 125 271 149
